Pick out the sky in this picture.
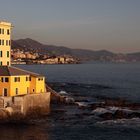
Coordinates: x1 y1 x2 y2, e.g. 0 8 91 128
0 0 140 53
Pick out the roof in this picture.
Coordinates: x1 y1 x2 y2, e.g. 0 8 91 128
0 21 12 27
0 66 42 77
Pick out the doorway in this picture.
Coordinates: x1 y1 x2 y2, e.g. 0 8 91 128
3 88 8 96
27 87 29 94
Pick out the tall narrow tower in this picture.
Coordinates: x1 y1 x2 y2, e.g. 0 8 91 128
0 21 12 66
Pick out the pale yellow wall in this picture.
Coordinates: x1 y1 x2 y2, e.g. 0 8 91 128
10 75 30 96
30 76 46 94
0 75 46 97
35 77 46 93
30 76 36 94
0 22 12 66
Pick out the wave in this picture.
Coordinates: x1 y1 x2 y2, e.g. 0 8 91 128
58 90 68 95
96 118 140 126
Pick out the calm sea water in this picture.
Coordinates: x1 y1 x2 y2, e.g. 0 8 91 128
1 63 140 140
18 62 140 102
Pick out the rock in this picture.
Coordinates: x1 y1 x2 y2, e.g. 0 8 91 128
5 107 14 115
104 99 126 107
64 97 75 104
75 102 89 108
99 112 113 120
128 112 140 118
90 102 105 109
0 109 9 120
51 92 65 104
126 103 140 110
59 90 68 95
59 96 65 103
113 110 128 119
91 108 111 115
107 106 120 113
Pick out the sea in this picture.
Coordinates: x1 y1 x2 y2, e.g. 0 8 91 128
1 62 140 140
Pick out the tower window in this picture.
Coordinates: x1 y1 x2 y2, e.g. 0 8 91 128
0 51 2 57
7 29 10 35
7 51 9 57
2 29 4 34
2 40 4 45
7 61 9 66
6 40 8 46
0 61 2 66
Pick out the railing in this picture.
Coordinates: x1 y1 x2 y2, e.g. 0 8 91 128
46 84 58 95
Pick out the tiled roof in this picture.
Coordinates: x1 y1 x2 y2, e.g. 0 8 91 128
0 66 42 77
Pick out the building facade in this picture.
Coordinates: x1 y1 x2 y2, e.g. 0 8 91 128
0 21 46 97
0 22 11 66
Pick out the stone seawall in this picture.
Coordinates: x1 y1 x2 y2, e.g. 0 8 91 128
21 92 51 115
0 92 51 121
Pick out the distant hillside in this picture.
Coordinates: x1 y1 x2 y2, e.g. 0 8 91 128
11 38 140 62
12 38 72 56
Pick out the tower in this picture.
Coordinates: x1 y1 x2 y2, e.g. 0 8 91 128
0 21 12 66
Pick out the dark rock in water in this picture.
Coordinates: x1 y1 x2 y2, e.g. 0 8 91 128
98 110 127 120
128 112 140 118
99 112 113 120
51 92 65 104
75 102 91 109
104 99 126 107
113 110 128 119
98 108 140 120
91 97 140 110
64 97 75 104
126 103 140 110
90 102 105 110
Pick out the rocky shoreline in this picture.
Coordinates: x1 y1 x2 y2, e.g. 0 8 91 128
0 83 140 124
75 100 140 123
49 86 140 122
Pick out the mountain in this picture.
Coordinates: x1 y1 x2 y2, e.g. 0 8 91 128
127 52 140 61
71 49 115 60
12 38 72 56
11 38 140 62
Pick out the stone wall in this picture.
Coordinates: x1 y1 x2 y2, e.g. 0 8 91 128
0 98 4 108
21 92 51 115
0 92 51 116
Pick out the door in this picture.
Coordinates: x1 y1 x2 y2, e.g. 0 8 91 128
3 88 8 96
27 87 29 94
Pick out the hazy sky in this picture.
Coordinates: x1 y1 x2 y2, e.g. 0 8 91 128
0 0 140 53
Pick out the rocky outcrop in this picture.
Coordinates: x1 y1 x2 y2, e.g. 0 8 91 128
47 84 75 105
75 97 140 121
